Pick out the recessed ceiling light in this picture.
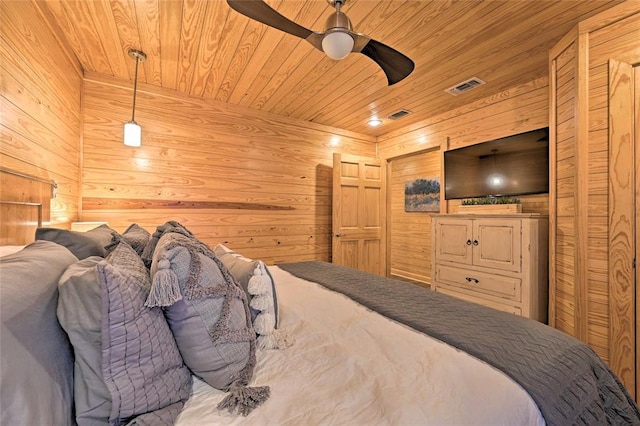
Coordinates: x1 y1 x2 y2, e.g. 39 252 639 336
368 118 383 127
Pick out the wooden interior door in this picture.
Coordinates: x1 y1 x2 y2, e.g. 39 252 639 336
332 153 386 276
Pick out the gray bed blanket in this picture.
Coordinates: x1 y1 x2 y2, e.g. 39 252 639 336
277 261 640 426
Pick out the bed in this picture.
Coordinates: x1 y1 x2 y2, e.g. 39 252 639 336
1 170 639 426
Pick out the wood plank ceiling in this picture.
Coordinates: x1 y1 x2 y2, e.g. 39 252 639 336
40 0 622 137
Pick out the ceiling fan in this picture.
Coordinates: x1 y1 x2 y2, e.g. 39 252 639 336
226 0 415 86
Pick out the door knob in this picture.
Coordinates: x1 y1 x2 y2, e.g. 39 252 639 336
335 233 345 237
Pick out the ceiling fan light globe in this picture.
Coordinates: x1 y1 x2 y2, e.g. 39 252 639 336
322 31 354 60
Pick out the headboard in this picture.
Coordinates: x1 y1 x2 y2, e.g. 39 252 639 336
0 168 55 245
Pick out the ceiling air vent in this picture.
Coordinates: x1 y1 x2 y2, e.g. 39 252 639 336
445 77 486 96
388 109 412 120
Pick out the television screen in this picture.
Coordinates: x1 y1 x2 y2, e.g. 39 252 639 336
444 128 549 200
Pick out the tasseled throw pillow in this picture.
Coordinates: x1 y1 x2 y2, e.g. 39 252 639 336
146 233 270 416
214 244 291 350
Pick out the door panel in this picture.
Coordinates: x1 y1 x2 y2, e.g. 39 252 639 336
433 218 473 265
473 218 522 272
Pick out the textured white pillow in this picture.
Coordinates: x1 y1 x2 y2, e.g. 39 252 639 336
214 244 291 350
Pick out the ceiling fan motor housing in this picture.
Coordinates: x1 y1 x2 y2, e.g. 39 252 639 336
324 10 352 32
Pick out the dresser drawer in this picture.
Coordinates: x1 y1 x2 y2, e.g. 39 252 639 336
434 264 522 301
435 286 522 315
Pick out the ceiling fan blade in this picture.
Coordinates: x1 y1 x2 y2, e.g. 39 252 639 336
227 0 312 40
357 38 415 86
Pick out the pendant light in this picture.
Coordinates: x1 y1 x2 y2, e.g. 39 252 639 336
124 48 146 147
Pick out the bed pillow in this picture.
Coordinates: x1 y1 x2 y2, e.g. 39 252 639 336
57 256 111 424
0 241 78 426
147 233 270 416
213 249 261 321
86 224 120 247
36 228 106 259
121 223 151 255
57 241 191 425
214 244 287 350
35 225 118 259
142 220 195 268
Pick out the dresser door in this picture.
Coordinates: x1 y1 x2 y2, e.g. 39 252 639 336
433 218 473 265
472 218 522 272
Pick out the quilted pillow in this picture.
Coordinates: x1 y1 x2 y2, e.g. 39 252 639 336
57 241 192 425
121 223 151 255
214 244 289 350
147 233 270 416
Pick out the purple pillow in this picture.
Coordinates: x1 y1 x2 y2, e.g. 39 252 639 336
97 242 192 424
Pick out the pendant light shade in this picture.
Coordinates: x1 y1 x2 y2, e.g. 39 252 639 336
124 121 141 147
124 49 146 147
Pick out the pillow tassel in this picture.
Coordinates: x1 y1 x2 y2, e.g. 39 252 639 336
145 258 182 307
217 383 271 417
249 294 270 311
253 312 275 335
247 274 269 295
257 329 294 350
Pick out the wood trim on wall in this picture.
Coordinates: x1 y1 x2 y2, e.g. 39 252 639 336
82 197 295 211
574 32 590 343
548 57 558 329
635 65 640 401
440 137 450 214
608 59 636 397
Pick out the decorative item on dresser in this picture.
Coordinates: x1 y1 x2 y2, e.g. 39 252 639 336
431 214 548 322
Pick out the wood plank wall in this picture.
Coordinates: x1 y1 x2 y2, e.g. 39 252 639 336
0 0 82 227
549 2 640 393
387 149 440 286
378 77 550 286
80 73 375 264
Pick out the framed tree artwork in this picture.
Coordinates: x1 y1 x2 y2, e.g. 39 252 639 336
405 177 440 212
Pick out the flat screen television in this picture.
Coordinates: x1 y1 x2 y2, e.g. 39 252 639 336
444 128 549 200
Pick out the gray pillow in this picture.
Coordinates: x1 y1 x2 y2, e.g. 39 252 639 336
36 228 106 259
86 224 120 248
121 223 151 255
0 241 78 426
213 245 282 349
214 250 260 322
57 241 192 425
57 256 112 424
36 225 119 259
147 233 269 415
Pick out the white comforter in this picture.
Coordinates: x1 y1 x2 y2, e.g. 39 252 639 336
176 266 545 425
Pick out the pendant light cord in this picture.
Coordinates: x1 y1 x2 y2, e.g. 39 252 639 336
131 55 140 122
